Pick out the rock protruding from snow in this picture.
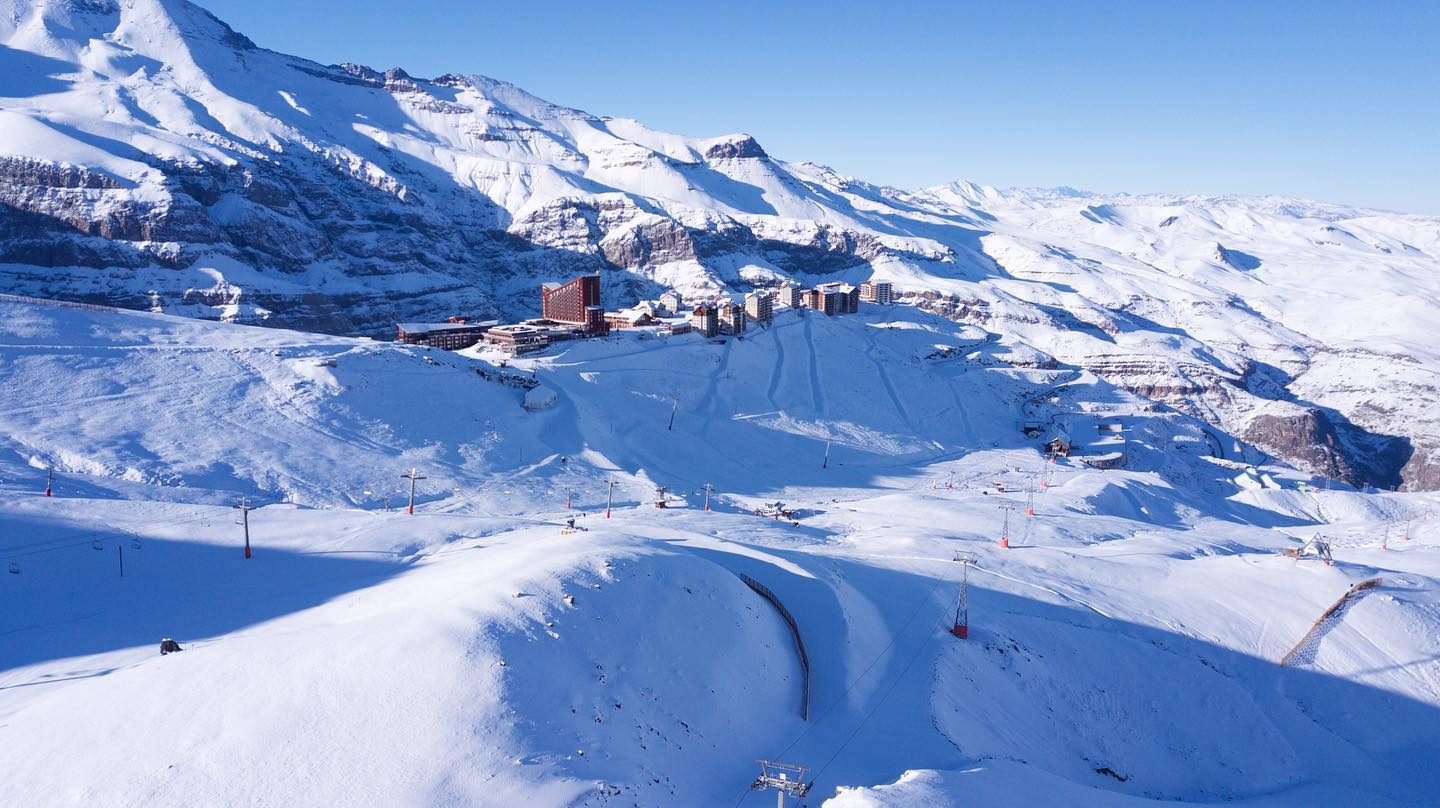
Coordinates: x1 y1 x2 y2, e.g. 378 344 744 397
1213 242 1261 270
703 134 768 160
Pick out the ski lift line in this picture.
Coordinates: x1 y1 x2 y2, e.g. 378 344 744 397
1 507 228 560
969 564 1114 619
7 531 151 562
0 515 167 557
808 598 941 787
3 517 199 561
763 581 945 767
8 502 228 552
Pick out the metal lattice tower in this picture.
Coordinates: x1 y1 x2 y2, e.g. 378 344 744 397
998 504 1015 548
951 552 978 638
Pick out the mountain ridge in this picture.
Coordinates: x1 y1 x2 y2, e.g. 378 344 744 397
0 0 1436 491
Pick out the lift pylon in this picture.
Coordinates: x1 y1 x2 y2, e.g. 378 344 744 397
951 552 978 638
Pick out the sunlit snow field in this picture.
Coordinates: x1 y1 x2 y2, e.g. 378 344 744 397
2 300 1437 807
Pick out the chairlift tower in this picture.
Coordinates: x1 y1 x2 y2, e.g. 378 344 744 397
951 552 978 638
998 504 1015 549
751 760 812 808
703 483 713 512
234 497 255 559
401 468 426 515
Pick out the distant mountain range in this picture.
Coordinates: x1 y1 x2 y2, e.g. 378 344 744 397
1 0 1437 490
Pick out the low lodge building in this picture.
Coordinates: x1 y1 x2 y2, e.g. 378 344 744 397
484 324 550 354
396 317 497 350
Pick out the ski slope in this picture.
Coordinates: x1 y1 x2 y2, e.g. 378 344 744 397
2 299 1439 807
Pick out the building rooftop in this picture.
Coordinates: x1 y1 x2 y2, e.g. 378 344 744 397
398 321 496 333
488 324 546 335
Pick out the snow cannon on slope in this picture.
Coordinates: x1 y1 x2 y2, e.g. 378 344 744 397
1282 536 1333 565
754 501 795 520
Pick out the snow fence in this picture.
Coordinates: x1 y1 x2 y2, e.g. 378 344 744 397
1280 577 1383 667
738 573 810 719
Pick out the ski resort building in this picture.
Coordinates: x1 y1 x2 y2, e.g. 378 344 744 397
802 288 826 313
541 274 602 327
659 291 684 313
484 324 549 354
775 283 803 308
819 282 860 314
583 305 608 336
1046 433 1072 458
802 283 859 316
395 317 497 350
689 303 719 338
860 279 894 305
744 290 774 323
719 300 747 334
604 307 655 330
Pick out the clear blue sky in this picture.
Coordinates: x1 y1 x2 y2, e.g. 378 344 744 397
196 0 1440 214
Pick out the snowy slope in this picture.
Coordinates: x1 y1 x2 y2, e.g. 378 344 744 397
1 0 1436 489
3 299 1439 807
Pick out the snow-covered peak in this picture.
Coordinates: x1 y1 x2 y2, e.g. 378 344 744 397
921 178 1006 206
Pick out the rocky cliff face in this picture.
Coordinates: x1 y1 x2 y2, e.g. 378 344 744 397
0 0 1436 489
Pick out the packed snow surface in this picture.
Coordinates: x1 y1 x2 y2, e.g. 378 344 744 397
2 299 1439 806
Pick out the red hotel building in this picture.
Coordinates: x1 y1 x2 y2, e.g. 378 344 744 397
541 274 602 325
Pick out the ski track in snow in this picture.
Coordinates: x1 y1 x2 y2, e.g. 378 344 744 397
860 323 914 432
765 320 786 409
802 315 826 416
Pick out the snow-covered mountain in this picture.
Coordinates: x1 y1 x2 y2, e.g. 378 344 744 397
1 0 1437 491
